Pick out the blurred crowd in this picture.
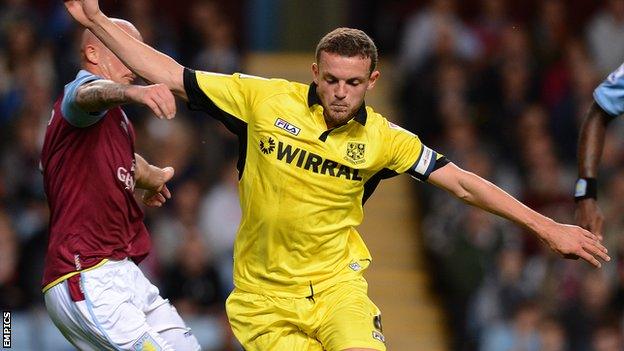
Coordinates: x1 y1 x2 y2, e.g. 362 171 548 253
404 1 624 351
0 0 241 349
1 0 624 350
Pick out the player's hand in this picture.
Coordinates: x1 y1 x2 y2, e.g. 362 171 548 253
126 84 176 120
142 167 174 208
64 0 102 28
574 198 605 241
538 220 610 268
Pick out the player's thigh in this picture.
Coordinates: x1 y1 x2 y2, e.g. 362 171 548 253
128 262 201 350
48 273 176 350
225 289 323 351
316 278 386 351
145 298 201 351
45 286 99 351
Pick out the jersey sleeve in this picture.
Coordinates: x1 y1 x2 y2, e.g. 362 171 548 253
60 71 106 128
384 122 449 181
184 68 272 134
593 62 624 117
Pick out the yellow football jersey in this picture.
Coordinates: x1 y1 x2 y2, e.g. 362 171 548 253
184 69 448 297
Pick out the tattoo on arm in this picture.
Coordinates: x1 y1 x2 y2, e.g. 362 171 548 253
75 80 130 113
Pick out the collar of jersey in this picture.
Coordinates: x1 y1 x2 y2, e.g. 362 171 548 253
307 82 368 126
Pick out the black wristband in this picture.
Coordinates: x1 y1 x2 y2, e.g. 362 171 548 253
574 178 597 202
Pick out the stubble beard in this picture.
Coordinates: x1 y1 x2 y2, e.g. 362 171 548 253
324 107 356 129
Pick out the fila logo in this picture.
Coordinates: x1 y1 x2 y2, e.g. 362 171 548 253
275 118 301 136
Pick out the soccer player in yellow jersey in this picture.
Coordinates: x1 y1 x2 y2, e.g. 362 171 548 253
64 1 610 350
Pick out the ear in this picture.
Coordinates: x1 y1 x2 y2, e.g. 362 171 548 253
311 62 319 84
367 70 380 90
83 44 99 65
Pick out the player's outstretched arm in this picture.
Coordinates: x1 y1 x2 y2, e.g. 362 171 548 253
76 81 176 119
427 162 610 268
134 154 174 208
64 0 187 100
575 102 612 238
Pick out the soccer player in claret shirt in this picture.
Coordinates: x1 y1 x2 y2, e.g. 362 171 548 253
575 62 624 239
40 20 201 350
64 1 610 350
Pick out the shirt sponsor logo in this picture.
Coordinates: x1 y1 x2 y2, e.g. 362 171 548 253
264 137 363 181
259 136 276 154
275 118 301 136
117 166 136 191
345 142 366 164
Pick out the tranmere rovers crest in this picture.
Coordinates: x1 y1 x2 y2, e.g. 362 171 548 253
345 142 366 164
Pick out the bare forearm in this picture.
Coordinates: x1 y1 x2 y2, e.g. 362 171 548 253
90 12 186 99
429 165 552 233
578 102 611 178
454 171 551 232
75 80 132 112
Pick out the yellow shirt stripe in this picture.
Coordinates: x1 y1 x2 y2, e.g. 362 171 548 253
42 259 109 293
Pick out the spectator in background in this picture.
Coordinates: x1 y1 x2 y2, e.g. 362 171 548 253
121 0 178 58
0 209 21 311
532 0 569 70
480 300 542 351
140 114 198 183
542 39 599 162
539 317 567 351
591 323 623 351
1 91 50 314
469 248 535 343
398 0 481 73
562 270 615 351
400 56 472 143
161 233 228 350
433 206 511 350
472 24 539 160
0 18 55 125
191 0 240 74
471 0 509 63
199 157 241 296
150 178 204 269
601 171 624 316
586 0 624 75
399 0 480 141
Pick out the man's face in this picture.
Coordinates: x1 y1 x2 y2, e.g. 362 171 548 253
82 22 141 85
97 45 136 85
312 51 379 128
